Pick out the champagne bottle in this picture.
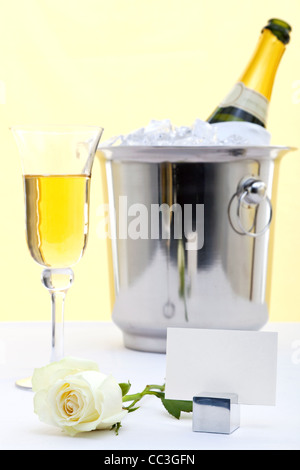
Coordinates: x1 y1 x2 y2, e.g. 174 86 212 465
207 19 291 128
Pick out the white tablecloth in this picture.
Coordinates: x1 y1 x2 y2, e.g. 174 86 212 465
0 321 300 450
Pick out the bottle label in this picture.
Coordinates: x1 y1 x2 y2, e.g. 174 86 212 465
220 82 269 125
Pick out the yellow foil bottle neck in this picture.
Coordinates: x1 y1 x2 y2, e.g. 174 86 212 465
239 29 286 101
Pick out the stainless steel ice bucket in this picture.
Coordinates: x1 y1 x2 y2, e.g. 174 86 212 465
98 145 293 352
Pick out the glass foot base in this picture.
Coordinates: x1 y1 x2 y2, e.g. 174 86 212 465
15 377 32 390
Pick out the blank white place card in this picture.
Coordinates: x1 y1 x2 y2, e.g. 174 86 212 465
165 328 278 406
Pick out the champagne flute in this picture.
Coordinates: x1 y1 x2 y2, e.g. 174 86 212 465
12 125 103 389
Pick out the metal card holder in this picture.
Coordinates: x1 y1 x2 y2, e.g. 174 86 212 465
193 393 240 434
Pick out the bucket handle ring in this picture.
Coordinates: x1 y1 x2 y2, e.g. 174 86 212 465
228 177 273 238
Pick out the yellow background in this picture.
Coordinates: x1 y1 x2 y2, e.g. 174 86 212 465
0 0 299 323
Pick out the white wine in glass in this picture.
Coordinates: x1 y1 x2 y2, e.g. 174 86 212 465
24 174 91 268
12 125 103 389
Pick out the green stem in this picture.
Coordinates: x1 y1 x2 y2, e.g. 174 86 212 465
122 384 165 410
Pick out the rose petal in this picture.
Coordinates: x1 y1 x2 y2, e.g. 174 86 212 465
47 377 94 426
32 357 100 392
96 409 128 429
95 375 125 420
34 390 57 427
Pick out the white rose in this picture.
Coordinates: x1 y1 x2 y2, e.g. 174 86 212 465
32 357 127 436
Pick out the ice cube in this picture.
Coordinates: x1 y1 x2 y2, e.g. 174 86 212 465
192 119 217 144
122 127 145 145
144 119 173 134
174 126 192 139
126 119 171 146
99 118 271 147
140 119 173 146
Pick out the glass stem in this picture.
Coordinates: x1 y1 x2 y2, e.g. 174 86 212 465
51 290 66 362
41 268 74 363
